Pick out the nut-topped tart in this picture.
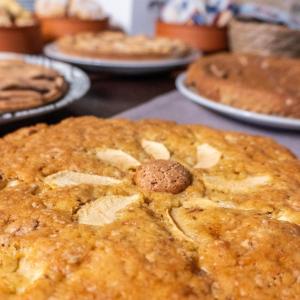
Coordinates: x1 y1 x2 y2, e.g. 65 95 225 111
186 53 300 119
0 117 299 299
57 31 192 60
0 59 68 113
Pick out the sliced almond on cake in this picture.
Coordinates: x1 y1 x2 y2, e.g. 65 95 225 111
203 175 271 193
77 194 141 226
17 254 47 293
166 208 214 244
95 149 140 171
165 209 195 243
6 179 20 188
44 171 121 187
195 144 222 169
141 140 170 160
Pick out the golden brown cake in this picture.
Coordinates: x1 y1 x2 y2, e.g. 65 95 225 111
0 117 299 299
186 53 300 119
0 60 68 113
57 31 191 60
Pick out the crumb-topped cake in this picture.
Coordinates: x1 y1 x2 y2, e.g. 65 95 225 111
0 117 299 299
0 60 68 113
57 31 191 60
186 53 300 119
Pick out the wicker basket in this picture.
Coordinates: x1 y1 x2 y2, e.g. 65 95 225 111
229 18 300 58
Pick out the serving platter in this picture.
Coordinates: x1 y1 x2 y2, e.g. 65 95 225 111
44 43 200 75
0 52 90 125
176 73 300 131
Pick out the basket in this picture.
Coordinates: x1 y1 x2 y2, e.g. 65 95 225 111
229 18 300 58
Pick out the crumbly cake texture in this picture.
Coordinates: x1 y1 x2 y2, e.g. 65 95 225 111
57 31 191 60
0 117 299 299
0 60 68 113
186 53 300 119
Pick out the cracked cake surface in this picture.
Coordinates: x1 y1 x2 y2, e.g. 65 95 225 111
0 117 299 299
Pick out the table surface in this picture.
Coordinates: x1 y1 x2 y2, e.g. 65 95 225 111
1 71 176 136
117 91 300 157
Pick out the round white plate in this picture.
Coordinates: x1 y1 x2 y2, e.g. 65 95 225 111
176 73 300 131
0 52 90 125
44 43 200 74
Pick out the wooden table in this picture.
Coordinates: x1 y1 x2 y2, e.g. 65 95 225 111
2 71 176 136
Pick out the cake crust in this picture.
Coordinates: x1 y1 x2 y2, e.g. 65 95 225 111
186 53 300 119
0 117 299 299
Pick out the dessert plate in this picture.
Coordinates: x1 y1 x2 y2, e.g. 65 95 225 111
44 43 200 74
176 73 300 130
0 52 90 125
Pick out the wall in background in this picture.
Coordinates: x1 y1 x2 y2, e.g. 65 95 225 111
98 0 166 35
19 0 34 10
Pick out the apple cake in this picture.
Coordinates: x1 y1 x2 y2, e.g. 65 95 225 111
0 60 68 113
57 31 191 60
186 53 300 119
0 117 299 299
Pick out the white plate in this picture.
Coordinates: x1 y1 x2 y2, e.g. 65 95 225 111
0 53 90 125
176 73 300 131
44 43 200 74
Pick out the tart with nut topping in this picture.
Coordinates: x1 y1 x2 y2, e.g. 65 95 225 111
57 31 192 60
186 53 300 119
0 117 299 299
0 59 68 113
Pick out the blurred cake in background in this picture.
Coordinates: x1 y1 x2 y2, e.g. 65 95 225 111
0 0 42 54
68 0 106 20
0 59 68 113
35 0 106 20
35 0 68 18
57 31 192 60
0 0 35 27
35 0 108 42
